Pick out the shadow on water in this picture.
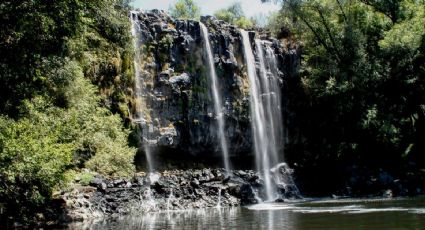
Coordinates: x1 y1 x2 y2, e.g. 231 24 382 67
68 197 425 230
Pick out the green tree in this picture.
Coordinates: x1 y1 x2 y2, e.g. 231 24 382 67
214 2 255 29
0 0 134 117
169 0 201 20
0 0 137 221
214 2 244 22
0 113 74 219
265 0 425 194
0 66 136 220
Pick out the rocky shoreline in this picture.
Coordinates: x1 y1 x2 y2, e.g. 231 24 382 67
60 167 300 222
4 167 424 228
58 169 425 224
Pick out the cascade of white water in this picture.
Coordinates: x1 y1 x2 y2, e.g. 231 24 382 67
263 43 301 198
145 188 156 211
240 30 274 201
257 40 281 167
216 188 222 208
241 30 300 202
271 163 301 197
265 45 285 151
130 11 154 172
199 23 230 172
166 189 174 212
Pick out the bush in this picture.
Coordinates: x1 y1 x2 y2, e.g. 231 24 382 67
214 2 255 29
0 0 136 221
0 113 74 217
78 171 95 186
234 16 254 29
0 75 136 218
169 0 201 20
54 75 136 177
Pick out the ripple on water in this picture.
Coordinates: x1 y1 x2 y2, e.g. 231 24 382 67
245 199 425 215
246 203 295 211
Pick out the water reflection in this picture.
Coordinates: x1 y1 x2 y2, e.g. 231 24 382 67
68 197 425 230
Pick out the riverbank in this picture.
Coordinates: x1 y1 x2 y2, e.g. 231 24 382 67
60 167 301 222
67 197 425 229
2 166 424 228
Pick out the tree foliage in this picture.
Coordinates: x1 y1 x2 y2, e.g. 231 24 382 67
0 75 135 218
0 0 136 219
214 2 255 29
214 2 244 22
266 0 425 194
169 0 201 20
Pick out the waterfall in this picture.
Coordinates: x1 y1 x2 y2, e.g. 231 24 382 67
259 40 301 198
199 23 231 172
241 30 299 201
144 188 157 211
130 11 154 173
240 30 274 201
216 188 222 209
257 40 283 167
166 189 174 212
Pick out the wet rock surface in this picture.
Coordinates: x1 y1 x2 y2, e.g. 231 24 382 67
130 10 300 161
62 168 300 221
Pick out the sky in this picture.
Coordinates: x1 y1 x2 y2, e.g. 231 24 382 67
131 0 281 18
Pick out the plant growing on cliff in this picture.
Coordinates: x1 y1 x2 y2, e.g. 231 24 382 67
169 0 201 20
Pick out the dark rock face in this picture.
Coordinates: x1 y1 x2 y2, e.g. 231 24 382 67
131 11 300 164
61 169 300 221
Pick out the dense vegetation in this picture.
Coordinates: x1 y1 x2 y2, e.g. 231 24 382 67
0 0 136 220
169 0 255 28
264 0 425 195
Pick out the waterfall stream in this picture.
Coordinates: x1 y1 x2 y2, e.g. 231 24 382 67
200 23 231 172
240 30 274 201
256 39 282 167
130 11 298 200
130 11 154 172
241 30 300 201
216 188 222 209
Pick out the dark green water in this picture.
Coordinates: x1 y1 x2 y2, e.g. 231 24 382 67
68 197 425 230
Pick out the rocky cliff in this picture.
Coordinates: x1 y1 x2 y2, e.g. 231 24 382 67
130 10 300 168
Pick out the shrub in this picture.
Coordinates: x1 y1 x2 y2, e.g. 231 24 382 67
214 2 255 29
0 113 74 217
169 0 201 20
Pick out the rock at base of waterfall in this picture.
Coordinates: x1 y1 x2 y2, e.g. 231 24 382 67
57 167 300 221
